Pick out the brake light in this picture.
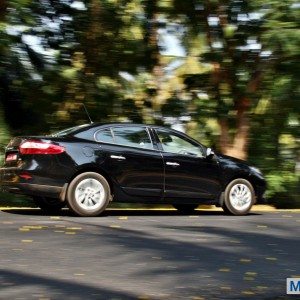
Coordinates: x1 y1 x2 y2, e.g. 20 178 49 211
19 140 65 155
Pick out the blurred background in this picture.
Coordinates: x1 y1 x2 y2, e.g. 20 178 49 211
0 0 299 207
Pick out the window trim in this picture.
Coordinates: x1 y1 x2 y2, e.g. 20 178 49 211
94 125 157 151
94 127 115 144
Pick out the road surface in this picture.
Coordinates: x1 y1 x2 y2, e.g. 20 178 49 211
0 208 299 299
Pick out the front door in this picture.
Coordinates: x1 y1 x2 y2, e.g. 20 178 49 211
154 129 222 200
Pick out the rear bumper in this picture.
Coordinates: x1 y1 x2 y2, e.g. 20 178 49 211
1 182 64 199
0 166 66 200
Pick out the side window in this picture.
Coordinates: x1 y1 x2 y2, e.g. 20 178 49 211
95 128 114 143
156 130 204 157
112 127 153 150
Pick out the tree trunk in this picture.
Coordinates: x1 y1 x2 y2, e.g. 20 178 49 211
218 97 250 160
0 1 7 21
144 0 164 115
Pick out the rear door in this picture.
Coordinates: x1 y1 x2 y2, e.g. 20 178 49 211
153 128 222 200
96 125 164 197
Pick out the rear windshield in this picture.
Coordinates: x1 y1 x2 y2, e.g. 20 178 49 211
51 124 90 137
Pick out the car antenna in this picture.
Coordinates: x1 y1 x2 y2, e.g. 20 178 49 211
82 103 93 124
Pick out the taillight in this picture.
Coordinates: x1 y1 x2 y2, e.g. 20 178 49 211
19 140 65 155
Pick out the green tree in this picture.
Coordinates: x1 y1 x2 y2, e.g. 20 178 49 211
171 0 269 160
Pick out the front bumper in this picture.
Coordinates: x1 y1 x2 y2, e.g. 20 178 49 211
255 184 267 204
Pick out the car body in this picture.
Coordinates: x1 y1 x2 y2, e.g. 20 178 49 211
0 123 266 216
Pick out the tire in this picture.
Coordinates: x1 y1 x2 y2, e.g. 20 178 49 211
33 196 66 213
222 178 255 216
66 172 111 217
173 204 198 214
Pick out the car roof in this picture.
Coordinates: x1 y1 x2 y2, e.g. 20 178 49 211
64 122 185 137
79 122 169 130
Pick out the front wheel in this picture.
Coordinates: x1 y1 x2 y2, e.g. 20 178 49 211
66 172 111 217
222 178 255 216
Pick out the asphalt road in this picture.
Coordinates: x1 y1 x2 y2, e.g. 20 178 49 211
0 208 299 300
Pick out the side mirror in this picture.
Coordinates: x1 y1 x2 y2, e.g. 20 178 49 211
206 148 215 159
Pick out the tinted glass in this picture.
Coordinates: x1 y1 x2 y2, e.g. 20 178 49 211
157 130 204 157
113 127 153 149
95 128 114 143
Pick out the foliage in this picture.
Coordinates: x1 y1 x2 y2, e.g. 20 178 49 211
0 0 299 207
265 172 300 208
0 105 10 165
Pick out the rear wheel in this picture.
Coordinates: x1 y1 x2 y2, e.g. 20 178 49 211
173 204 198 214
33 196 66 213
66 172 111 217
222 178 255 216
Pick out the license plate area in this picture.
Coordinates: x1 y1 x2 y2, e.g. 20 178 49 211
5 153 18 162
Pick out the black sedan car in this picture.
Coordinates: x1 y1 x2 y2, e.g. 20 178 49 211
0 123 266 216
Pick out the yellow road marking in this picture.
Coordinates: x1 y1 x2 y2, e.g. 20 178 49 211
109 225 121 228
66 227 82 230
19 228 30 232
240 258 252 263
1 206 300 212
245 272 257 276
242 291 255 295
219 268 230 272
220 286 231 290
244 277 255 281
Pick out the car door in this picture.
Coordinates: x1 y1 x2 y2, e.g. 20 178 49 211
153 128 222 200
95 125 164 198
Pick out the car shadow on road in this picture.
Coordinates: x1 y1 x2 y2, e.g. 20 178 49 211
0 208 261 217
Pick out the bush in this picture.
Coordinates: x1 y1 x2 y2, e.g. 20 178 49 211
266 172 300 208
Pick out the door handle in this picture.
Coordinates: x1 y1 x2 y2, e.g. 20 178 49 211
166 162 180 167
110 155 126 160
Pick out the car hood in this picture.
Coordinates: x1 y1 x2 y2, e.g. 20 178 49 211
217 154 249 165
217 154 251 172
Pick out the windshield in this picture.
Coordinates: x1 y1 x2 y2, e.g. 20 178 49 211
51 124 90 137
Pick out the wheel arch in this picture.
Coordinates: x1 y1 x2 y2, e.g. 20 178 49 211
63 166 115 202
220 174 259 205
225 173 258 191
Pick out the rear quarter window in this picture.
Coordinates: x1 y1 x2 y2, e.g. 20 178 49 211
73 127 99 141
